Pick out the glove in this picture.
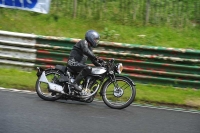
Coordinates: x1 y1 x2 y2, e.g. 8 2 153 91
96 57 104 63
91 58 101 66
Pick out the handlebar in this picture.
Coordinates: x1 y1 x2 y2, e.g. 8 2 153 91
97 58 115 68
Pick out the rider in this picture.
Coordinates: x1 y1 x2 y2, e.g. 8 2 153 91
67 30 102 92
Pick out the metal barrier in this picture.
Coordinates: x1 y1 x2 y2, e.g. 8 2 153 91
0 30 200 89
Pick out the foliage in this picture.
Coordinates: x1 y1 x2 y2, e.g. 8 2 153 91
101 27 120 41
48 0 200 27
0 8 199 49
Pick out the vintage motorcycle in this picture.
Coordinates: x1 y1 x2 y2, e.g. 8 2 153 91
35 58 136 109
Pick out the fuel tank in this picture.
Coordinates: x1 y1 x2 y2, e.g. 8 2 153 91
91 67 107 75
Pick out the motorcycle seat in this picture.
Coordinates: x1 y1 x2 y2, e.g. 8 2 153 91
55 65 67 74
67 66 78 74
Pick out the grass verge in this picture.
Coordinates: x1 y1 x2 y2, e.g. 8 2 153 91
0 68 199 110
0 9 200 49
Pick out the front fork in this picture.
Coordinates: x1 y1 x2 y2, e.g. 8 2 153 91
110 74 119 88
99 74 119 96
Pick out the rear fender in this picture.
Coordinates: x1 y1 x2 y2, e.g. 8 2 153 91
36 67 65 77
36 67 44 77
36 67 54 77
38 71 64 94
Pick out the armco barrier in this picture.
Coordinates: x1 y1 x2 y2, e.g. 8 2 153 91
0 30 200 89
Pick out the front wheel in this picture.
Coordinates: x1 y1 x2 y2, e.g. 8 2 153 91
102 76 136 109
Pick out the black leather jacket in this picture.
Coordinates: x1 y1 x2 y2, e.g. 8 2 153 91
68 40 100 66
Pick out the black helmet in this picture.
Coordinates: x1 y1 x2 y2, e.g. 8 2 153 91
85 30 100 47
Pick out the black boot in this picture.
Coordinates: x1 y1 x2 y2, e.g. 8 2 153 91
71 66 91 92
71 82 82 92
71 72 84 92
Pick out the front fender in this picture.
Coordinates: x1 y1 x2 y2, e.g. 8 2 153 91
116 75 136 86
99 75 136 96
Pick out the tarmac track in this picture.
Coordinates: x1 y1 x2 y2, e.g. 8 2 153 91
0 88 199 133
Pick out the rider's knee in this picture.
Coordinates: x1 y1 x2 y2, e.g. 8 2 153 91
82 66 92 75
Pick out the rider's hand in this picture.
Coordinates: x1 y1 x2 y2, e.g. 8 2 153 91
97 57 104 63
94 57 105 67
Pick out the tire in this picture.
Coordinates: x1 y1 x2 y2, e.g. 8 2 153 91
35 69 63 101
102 76 136 109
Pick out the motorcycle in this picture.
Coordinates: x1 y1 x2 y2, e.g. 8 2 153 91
35 58 136 109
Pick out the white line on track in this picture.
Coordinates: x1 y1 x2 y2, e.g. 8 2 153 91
0 87 200 114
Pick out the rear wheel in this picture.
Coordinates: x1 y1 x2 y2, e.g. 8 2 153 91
35 69 63 101
102 76 136 109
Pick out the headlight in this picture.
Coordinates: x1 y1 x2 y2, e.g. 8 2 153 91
115 63 123 74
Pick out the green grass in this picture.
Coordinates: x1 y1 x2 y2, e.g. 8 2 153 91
0 68 199 110
135 84 200 108
0 68 36 90
0 9 200 49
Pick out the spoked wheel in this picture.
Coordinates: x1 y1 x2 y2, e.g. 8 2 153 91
35 69 63 101
102 76 136 109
